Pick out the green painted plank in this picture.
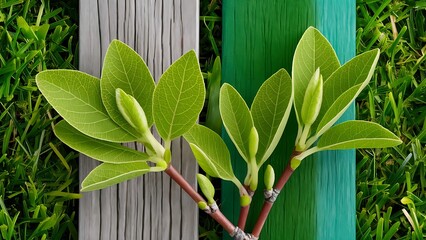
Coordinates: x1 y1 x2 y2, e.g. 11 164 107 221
221 0 355 239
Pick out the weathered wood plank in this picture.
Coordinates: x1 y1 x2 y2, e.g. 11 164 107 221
79 0 199 239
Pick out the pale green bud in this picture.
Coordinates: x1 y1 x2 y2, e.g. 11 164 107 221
197 174 215 204
156 159 168 170
290 158 302 170
163 149 171 163
249 178 258 192
264 164 275 191
116 88 149 134
240 195 251 207
301 68 323 125
198 201 209 210
249 127 259 159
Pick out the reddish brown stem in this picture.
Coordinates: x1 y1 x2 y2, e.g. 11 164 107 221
237 186 253 231
251 157 296 238
275 161 295 191
238 205 250 230
165 165 236 236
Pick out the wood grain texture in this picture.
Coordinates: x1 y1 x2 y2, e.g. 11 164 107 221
222 0 355 239
79 0 199 239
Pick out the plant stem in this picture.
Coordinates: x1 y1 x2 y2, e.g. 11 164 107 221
238 205 250 231
237 185 253 231
251 151 299 238
165 165 236 236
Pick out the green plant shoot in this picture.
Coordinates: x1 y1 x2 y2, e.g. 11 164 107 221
35 27 402 239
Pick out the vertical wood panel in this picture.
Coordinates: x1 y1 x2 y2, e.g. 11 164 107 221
79 0 199 239
222 0 355 239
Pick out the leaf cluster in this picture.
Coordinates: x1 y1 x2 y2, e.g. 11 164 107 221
36 40 206 192
36 25 404 238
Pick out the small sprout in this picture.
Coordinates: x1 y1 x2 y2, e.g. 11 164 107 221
240 195 251 207
198 201 209 211
116 88 149 134
290 158 302 170
264 165 275 191
197 174 215 204
301 68 323 125
249 126 259 159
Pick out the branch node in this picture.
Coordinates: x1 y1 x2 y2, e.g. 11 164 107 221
247 234 259 240
231 227 251 240
264 189 280 203
209 202 219 213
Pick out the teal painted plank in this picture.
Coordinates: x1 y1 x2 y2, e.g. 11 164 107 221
315 1 356 239
221 0 355 239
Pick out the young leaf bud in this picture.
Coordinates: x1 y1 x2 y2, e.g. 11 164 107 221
198 201 209 211
264 164 275 191
240 195 251 207
116 88 149 134
249 127 259 159
155 159 168 170
197 174 215 204
301 68 323 125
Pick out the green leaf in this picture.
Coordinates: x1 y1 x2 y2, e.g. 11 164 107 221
317 120 402 150
251 69 293 165
219 83 254 162
184 124 235 180
54 121 149 164
314 49 380 136
101 40 155 135
292 27 340 127
153 50 205 141
36 70 137 142
81 162 150 191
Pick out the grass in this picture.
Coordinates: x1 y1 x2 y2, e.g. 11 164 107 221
0 0 79 239
356 0 425 239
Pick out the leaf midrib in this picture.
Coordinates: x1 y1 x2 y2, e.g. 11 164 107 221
115 43 135 94
226 89 249 157
83 168 149 190
46 80 108 118
262 79 282 160
166 57 190 140
318 138 401 150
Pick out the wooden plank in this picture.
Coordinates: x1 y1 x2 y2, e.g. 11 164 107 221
79 0 199 239
222 0 356 239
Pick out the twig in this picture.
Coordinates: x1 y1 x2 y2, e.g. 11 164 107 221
251 151 300 238
237 187 253 231
165 165 239 237
238 205 250 230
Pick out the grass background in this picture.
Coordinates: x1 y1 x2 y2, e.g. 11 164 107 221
0 0 424 239
356 1 425 239
0 1 79 239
